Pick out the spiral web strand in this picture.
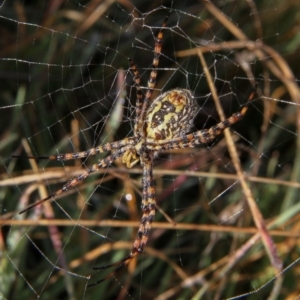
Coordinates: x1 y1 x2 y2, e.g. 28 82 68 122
0 1 300 299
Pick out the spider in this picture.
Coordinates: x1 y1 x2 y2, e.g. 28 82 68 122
13 12 255 286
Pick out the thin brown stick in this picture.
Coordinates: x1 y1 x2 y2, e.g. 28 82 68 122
197 48 282 272
1 219 299 238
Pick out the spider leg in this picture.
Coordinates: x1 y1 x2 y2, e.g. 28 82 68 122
129 58 144 137
12 138 135 161
87 255 133 287
146 87 257 151
132 154 155 253
18 145 135 214
137 12 170 136
146 107 249 151
89 154 155 286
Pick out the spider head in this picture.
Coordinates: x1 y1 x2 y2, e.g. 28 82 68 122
145 88 198 140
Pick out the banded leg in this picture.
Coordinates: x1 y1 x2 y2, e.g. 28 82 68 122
129 59 144 137
145 86 257 151
146 106 249 151
137 12 170 137
12 138 136 161
88 154 155 286
132 154 155 253
18 145 135 214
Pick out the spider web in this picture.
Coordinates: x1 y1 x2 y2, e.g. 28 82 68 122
1 1 300 299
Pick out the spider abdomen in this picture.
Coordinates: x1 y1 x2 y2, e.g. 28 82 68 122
145 88 197 140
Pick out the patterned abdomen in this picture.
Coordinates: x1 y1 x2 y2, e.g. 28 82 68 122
145 89 198 140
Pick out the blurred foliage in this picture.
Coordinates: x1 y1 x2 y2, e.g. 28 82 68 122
1 1 300 299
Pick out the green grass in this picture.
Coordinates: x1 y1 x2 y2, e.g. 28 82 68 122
1 1 300 299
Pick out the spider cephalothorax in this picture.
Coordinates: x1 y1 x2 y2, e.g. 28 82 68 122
121 88 197 168
13 11 255 286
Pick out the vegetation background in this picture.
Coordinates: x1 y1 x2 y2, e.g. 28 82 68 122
1 1 300 299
